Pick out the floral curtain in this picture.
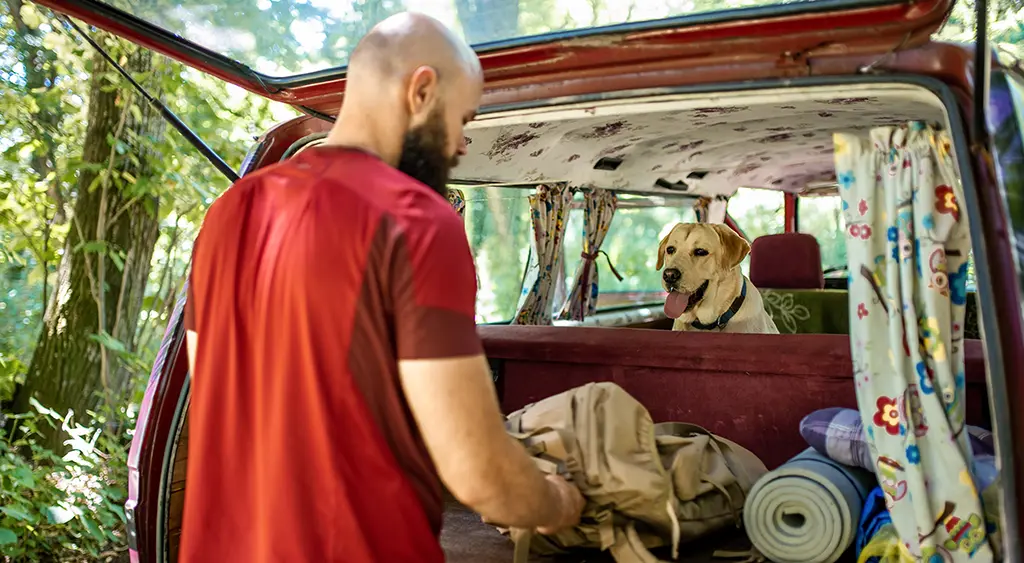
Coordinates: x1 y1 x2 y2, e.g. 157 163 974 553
694 197 711 223
448 188 466 221
834 122 993 562
557 190 622 321
707 195 728 224
513 183 574 325
693 195 727 224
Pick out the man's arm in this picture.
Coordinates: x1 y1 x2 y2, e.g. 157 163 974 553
183 252 198 377
186 330 198 375
399 354 582 531
390 208 583 532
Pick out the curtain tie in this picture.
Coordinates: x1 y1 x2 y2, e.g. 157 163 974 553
581 249 624 282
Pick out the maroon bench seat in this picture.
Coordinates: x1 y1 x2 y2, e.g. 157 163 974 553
481 326 990 469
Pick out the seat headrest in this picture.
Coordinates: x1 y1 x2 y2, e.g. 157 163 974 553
749 233 825 290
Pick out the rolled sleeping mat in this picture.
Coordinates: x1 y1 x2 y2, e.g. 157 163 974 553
743 447 877 563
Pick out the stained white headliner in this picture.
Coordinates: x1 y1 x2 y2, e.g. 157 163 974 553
452 83 950 197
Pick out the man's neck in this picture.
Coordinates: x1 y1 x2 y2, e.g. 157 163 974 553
323 113 401 167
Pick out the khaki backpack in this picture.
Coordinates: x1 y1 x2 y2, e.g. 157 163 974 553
497 382 768 563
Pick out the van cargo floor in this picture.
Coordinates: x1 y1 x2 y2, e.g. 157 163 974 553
440 500 756 563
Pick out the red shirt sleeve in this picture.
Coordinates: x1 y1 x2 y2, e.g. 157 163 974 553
183 226 204 333
183 276 196 332
390 208 482 360
183 237 198 333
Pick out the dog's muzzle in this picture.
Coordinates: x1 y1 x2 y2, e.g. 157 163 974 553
662 268 681 289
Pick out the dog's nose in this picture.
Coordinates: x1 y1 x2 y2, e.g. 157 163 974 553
662 268 681 285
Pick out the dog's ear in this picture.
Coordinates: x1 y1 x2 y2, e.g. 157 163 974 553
711 223 750 269
656 225 678 270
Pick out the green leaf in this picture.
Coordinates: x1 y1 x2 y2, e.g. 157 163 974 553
19 4 42 28
72 240 108 254
12 466 34 488
88 331 128 355
1 505 33 521
17 143 35 161
0 528 15 545
110 251 125 272
86 171 105 194
81 515 103 541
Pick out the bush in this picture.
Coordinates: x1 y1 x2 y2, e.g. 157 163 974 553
0 399 129 562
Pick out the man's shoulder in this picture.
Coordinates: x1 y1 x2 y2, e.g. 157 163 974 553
201 149 459 237
201 158 293 216
201 151 368 219
388 190 463 242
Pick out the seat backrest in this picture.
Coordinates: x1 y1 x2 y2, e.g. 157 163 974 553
749 233 825 289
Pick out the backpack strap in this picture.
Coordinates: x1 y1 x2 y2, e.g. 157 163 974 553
653 421 716 438
507 424 582 476
513 520 667 563
511 528 534 563
608 521 669 563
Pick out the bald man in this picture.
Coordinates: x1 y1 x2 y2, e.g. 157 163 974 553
179 12 584 563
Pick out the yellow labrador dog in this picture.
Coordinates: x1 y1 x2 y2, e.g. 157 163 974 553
657 222 778 334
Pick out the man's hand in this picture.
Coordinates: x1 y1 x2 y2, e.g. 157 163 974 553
536 474 586 535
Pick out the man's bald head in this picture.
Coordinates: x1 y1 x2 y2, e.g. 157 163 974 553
328 12 483 195
348 12 481 86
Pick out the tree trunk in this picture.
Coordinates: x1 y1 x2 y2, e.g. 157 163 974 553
454 0 520 45
12 46 163 451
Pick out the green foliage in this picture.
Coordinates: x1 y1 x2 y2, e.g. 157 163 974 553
0 399 130 561
585 206 697 297
797 195 847 273
464 187 534 322
0 0 294 389
937 0 1024 60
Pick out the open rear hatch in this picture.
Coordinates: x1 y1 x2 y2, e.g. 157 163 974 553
33 0 954 115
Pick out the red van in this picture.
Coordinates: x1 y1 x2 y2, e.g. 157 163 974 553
31 0 1024 561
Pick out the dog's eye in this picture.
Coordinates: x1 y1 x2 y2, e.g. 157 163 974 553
694 248 709 256
666 246 676 255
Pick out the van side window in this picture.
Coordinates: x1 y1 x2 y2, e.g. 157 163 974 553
461 187 535 323
728 187 785 276
562 200 697 311
797 194 847 277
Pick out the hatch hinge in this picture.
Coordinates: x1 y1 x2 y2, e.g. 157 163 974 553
776 50 812 77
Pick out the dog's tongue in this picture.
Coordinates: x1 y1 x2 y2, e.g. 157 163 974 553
664 291 691 319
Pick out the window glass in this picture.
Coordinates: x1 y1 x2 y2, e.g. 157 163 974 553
461 186 533 323
562 203 697 311
797 194 847 276
727 187 785 276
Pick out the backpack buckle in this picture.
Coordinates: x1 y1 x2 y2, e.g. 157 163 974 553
593 508 615 549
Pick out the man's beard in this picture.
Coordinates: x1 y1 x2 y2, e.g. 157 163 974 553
396 107 458 197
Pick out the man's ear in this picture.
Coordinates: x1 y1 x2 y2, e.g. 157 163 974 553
406 65 440 125
711 223 750 269
656 224 679 270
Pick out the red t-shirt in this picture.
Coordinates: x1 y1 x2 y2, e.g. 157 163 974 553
179 146 482 562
